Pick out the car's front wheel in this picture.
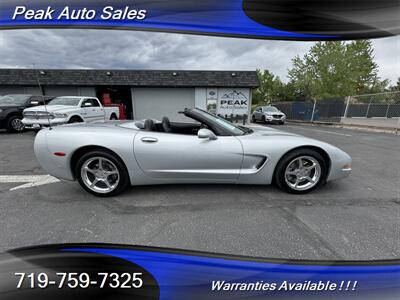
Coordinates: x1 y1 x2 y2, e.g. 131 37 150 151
6 115 25 133
75 150 130 197
69 116 83 123
274 149 327 194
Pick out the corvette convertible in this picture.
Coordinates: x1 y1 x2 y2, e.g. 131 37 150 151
34 108 351 197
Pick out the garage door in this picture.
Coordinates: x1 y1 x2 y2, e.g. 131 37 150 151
133 88 195 122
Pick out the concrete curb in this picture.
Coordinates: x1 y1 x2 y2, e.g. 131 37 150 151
286 120 399 134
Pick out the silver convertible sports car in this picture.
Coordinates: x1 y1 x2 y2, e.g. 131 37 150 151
34 108 351 197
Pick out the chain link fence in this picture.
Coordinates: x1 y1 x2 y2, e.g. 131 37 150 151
274 91 400 130
344 92 400 118
274 98 346 122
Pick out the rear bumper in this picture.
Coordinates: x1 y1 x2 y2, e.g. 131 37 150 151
34 129 75 181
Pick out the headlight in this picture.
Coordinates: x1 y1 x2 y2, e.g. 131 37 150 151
53 113 68 118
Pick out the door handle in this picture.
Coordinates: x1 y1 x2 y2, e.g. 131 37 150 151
141 137 158 143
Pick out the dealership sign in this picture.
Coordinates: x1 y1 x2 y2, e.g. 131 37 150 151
0 1 397 40
217 88 250 115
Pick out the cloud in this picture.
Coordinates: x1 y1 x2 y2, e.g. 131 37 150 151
0 29 398 84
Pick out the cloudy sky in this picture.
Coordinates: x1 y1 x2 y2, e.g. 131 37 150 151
0 29 399 84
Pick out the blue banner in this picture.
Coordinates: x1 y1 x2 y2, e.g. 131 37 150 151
0 0 399 40
1 244 399 299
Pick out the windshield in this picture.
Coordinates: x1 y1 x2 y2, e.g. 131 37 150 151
0 95 30 106
263 106 279 112
193 109 249 136
49 97 82 106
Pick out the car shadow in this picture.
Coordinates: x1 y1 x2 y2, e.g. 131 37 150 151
7 176 354 216
0 129 37 136
56 181 351 215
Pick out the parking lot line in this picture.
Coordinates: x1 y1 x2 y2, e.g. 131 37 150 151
285 125 352 137
0 175 60 190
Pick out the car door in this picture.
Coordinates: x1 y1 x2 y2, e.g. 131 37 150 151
254 107 262 120
134 131 243 181
82 98 104 121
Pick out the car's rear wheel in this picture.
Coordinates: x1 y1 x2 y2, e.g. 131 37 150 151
252 115 256 123
275 149 327 194
75 150 130 197
110 114 118 120
6 115 25 133
261 115 266 123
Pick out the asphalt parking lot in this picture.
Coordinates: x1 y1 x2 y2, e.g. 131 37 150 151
0 124 399 260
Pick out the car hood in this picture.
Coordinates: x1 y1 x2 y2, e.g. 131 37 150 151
264 111 284 115
249 126 299 137
0 104 20 110
24 105 78 113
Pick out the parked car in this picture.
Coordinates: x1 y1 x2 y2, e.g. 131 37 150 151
34 108 351 197
252 105 286 124
0 94 54 132
22 96 119 129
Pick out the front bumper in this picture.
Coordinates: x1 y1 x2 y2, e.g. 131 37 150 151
265 116 286 123
327 150 352 181
0 116 6 129
22 117 68 129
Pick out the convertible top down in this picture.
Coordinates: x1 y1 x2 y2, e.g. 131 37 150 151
34 108 351 196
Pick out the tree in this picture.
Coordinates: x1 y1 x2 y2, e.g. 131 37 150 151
389 77 400 92
252 69 286 104
287 40 385 100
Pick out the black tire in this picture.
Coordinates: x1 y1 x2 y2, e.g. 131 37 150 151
6 115 25 133
69 116 83 123
110 114 118 120
274 148 327 194
75 150 130 197
261 115 266 124
251 115 256 123
280 121 285 125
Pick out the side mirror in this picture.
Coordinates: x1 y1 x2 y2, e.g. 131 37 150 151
198 128 217 140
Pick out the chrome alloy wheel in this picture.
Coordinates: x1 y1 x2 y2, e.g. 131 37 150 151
11 118 24 132
284 156 321 191
81 157 120 194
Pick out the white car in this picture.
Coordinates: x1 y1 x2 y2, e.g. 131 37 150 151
22 96 119 129
252 106 286 124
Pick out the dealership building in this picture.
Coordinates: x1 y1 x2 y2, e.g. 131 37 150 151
0 69 259 121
